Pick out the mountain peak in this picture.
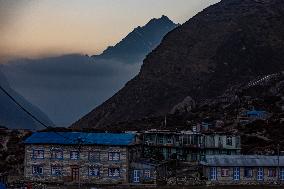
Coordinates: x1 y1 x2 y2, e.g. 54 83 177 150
92 15 178 63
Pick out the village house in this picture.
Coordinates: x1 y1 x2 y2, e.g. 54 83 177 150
23 132 140 185
238 109 269 125
129 159 168 185
142 130 241 162
201 155 284 185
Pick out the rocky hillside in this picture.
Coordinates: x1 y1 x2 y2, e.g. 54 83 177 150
92 15 179 64
72 0 284 129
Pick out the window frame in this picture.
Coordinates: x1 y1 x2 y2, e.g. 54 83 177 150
108 167 120 178
88 151 100 162
144 169 151 179
51 166 63 176
280 168 284 181
210 167 217 181
88 166 100 177
268 167 277 177
244 167 253 178
32 149 45 159
50 149 63 160
221 168 229 177
226 136 233 146
32 165 44 175
233 167 240 181
108 152 120 161
257 167 264 181
70 151 80 160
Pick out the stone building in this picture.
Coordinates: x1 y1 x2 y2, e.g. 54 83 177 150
142 130 241 161
23 132 140 185
201 155 284 185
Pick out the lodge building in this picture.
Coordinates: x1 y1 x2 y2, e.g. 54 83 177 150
23 132 140 185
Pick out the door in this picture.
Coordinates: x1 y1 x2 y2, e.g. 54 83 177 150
71 168 80 182
133 170 140 183
210 167 217 181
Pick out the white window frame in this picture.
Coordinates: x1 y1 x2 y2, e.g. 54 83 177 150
144 169 151 179
108 168 120 177
226 136 233 146
33 149 44 159
280 168 284 181
257 167 264 181
108 152 120 161
88 166 100 176
133 170 140 183
70 151 79 160
210 167 217 181
233 167 240 181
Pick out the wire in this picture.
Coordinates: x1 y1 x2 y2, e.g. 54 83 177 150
0 84 74 142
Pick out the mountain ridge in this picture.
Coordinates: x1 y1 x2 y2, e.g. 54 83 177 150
71 0 284 129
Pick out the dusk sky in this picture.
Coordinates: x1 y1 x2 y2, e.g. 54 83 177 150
0 0 220 62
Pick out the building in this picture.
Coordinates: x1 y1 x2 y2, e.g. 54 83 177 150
201 155 284 185
238 109 269 125
23 132 140 185
142 130 241 162
129 159 168 185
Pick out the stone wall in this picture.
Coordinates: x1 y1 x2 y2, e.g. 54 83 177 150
24 144 137 184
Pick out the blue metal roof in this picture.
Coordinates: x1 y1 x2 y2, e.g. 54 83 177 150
24 132 136 146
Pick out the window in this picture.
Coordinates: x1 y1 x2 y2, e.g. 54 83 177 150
108 168 120 177
133 170 140 183
51 149 63 159
221 168 229 177
33 149 44 159
268 168 276 177
70 151 79 160
167 148 172 159
257 167 264 181
51 166 62 176
210 167 217 181
108 152 120 161
144 170 151 179
233 167 240 181
32 165 43 175
244 167 253 178
166 136 172 144
89 151 100 162
280 168 284 181
159 137 164 144
89 166 100 176
226 136 233 146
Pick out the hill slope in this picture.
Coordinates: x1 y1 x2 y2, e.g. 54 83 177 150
0 70 53 129
72 0 284 129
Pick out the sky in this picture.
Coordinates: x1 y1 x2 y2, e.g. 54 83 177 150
0 0 221 126
0 0 220 62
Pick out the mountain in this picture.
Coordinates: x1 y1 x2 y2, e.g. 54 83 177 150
0 69 53 129
72 0 284 129
2 16 177 126
92 15 179 64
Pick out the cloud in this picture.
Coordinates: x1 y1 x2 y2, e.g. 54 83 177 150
2 54 141 126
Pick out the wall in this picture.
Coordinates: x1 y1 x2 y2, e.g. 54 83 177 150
24 144 134 184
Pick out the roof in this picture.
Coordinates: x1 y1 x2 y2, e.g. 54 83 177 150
201 155 284 167
24 132 136 146
246 110 267 116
